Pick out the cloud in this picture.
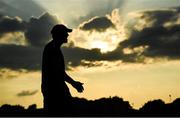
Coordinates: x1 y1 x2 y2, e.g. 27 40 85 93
62 46 137 69
126 7 180 31
65 7 180 68
1 7 180 70
119 7 180 59
0 0 45 20
70 9 124 53
0 12 59 46
0 32 27 45
0 44 42 70
0 15 26 36
79 16 115 32
72 0 125 26
0 9 127 70
25 13 59 46
120 25 180 58
0 8 120 71
17 90 38 97
0 68 27 79
62 47 102 67
0 41 124 70
0 13 59 70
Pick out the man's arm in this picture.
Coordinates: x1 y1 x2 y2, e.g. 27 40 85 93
64 72 84 93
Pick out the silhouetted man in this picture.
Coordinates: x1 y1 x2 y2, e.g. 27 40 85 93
41 24 84 115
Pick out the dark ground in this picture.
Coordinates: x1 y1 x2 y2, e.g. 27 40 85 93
0 96 179 117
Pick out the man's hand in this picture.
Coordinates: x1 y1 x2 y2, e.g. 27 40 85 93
72 81 84 93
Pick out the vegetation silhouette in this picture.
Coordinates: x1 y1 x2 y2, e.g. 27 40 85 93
139 98 180 116
0 97 179 116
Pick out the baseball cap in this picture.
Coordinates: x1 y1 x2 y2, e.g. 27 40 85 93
51 24 72 34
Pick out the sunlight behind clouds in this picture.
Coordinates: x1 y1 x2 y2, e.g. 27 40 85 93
69 9 126 53
90 40 109 53
69 28 125 53
0 32 27 45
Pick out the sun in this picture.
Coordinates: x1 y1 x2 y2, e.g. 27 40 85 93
71 29 123 53
89 34 120 53
90 40 109 53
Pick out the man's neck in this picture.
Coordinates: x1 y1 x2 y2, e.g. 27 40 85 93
51 40 62 49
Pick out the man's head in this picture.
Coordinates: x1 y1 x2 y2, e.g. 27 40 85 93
51 24 72 43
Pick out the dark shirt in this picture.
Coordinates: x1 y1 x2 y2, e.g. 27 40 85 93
41 41 71 100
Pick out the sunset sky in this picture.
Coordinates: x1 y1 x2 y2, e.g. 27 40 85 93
0 0 180 109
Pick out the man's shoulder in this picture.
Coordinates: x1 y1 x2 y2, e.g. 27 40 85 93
43 43 53 55
44 42 53 50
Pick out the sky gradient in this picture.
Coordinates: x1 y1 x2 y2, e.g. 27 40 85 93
0 0 180 109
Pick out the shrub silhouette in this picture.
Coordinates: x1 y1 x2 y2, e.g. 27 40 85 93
27 104 37 111
0 97 179 116
0 104 25 116
139 99 166 115
166 98 180 115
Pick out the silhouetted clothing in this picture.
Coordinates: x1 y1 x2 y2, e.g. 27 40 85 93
41 24 84 116
41 41 72 114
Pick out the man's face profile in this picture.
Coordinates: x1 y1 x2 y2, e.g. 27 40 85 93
51 24 72 44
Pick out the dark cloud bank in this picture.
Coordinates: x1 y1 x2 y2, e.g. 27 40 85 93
0 12 58 46
0 15 26 36
0 12 58 70
0 7 180 71
121 7 180 59
64 7 180 68
80 16 115 32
